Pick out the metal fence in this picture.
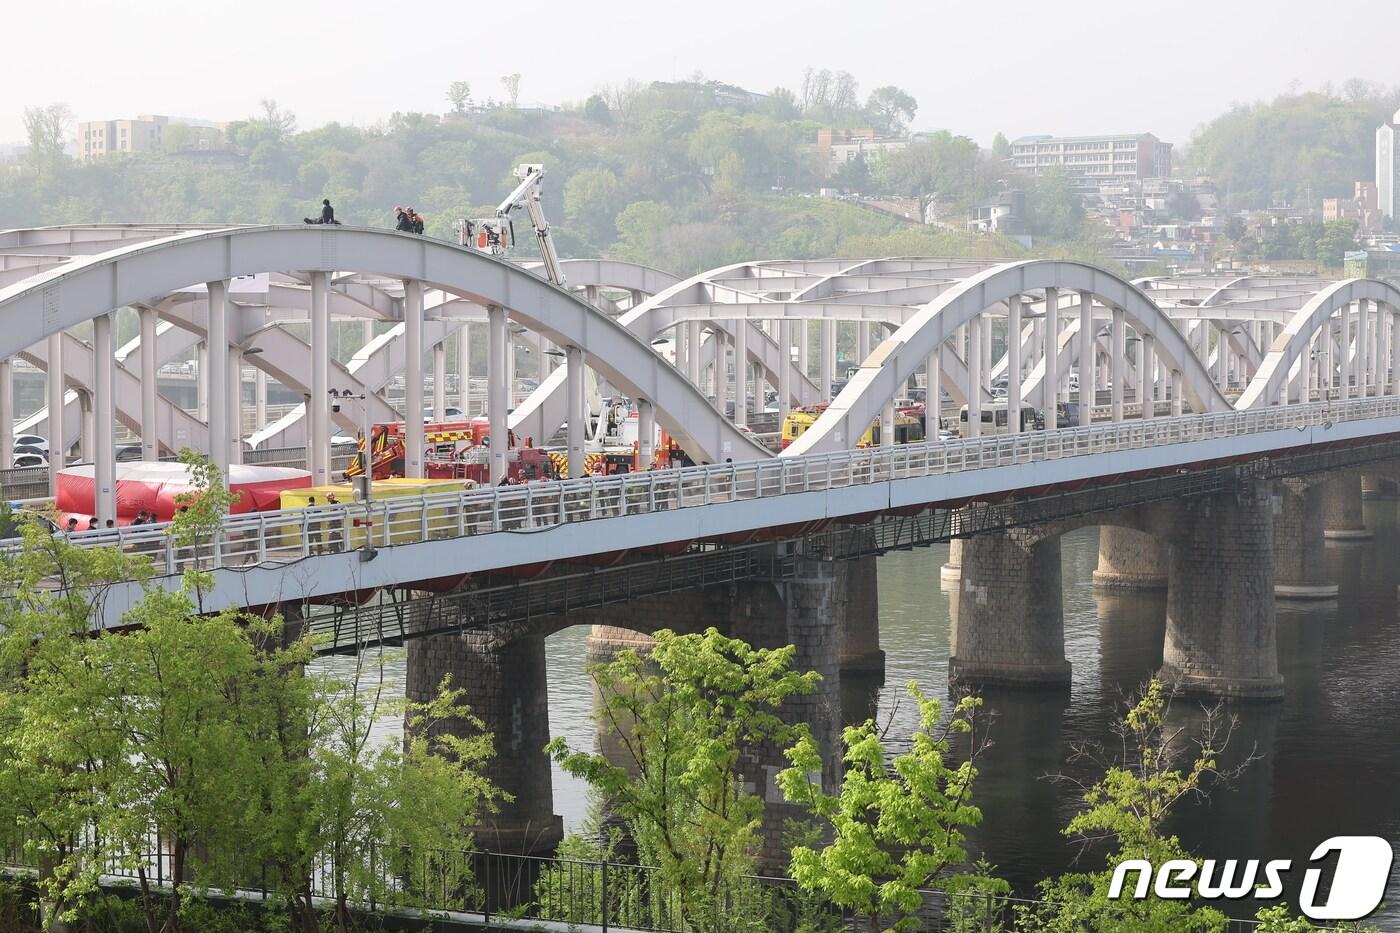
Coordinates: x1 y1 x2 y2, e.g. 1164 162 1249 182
0 465 50 500
42 395 1400 582
2 843 1279 932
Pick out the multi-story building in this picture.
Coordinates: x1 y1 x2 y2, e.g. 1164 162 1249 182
78 115 172 160
1376 111 1400 218
1323 181 1384 233
1010 133 1172 181
813 128 909 177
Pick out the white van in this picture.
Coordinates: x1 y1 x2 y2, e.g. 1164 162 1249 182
958 400 1039 434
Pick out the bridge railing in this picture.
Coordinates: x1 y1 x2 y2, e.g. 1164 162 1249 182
43 395 1400 577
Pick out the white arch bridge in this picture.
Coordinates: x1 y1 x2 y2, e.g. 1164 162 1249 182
3 225 1400 588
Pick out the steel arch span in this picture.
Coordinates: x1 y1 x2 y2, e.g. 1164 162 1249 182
782 259 1231 457
0 225 768 463
1236 278 1400 409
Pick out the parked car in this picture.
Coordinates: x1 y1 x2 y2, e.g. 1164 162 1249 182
14 434 47 453
115 443 144 462
12 453 47 468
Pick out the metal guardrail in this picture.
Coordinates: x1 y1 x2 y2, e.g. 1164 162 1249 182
304 468 1246 654
43 396 1400 579
0 464 50 500
2 842 1280 932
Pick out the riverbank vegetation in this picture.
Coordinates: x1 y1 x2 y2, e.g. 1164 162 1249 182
0 458 500 933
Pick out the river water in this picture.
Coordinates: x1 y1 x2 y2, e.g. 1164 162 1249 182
315 500 1400 923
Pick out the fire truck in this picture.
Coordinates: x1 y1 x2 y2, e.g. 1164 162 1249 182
780 403 925 450
344 417 560 485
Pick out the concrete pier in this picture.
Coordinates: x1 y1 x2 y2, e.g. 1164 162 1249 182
1159 478 1284 699
949 530 1071 688
406 629 563 855
1322 472 1372 541
1092 526 1168 590
1272 478 1339 600
839 554 884 677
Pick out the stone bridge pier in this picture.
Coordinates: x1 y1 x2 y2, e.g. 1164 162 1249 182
579 547 847 867
408 545 853 867
1272 477 1339 600
1321 471 1372 541
405 625 564 855
950 475 1286 700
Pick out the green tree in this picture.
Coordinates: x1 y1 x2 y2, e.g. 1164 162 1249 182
876 131 983 215
308 656 500 930
564 166 624 246
1024 169 1086 241
991 132 1011 158
865 86 918 134
831 153 872 194
613 200 675 263
445 80 472 114
779 683 1003 932
22 103 72 175
548 628 819 933
583 93 612 125
1314 219 1360 267
1016 679 1251 933
0 510 152 931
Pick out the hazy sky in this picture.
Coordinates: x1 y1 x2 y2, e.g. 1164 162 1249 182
5 0 1398 147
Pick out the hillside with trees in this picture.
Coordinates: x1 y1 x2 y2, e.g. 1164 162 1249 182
1184 81 1400 210
5 72 1102 275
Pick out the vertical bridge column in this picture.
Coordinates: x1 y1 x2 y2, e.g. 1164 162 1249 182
140 307 159 461
1043 287 1059 424
309 272 330 483
1273 478 1339 600
734 319 748 427
206 280 229 475
458 322 472 414
1008 295 1022 434
1077 290 1092 426
1158 477 1283 699
778 319 792 425
403 279 425 479
949 529 1071 688
406 628 563 855
565 345 584 478
93 313 116 525
0 358 10 470
229 348 243 464
487 305 509 484
433 341 447 420
46 332 64 494
819 320 834 400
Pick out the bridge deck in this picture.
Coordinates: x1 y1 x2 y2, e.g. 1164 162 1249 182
39 395 1400 626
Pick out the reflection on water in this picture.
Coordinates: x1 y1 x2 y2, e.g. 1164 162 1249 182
347 502 1400 922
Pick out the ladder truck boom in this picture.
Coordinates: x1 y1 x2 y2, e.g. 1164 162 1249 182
496 164 566 288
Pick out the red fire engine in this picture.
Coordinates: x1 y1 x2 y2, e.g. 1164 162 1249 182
344 417 560 485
